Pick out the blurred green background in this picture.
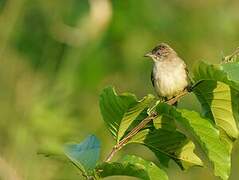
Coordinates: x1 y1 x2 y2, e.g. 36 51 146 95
0 0 239 179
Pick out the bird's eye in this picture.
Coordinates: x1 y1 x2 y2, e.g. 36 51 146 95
156 51 161 56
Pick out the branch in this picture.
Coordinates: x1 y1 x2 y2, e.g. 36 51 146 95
104 90 189 162
105 112 157 162
166 90 188 105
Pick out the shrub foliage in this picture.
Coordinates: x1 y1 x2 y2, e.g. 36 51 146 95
63 58 239 180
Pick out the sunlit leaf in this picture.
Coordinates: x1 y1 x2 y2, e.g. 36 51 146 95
193 80 239 139
156 104 231 180
99 86 155 142
129 115 203 170
96 155 168 180
222 62 239 82
99 86 137 138
193 61 239 91
117 94 155 141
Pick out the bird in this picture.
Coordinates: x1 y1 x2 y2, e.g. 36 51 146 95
144 43 191 104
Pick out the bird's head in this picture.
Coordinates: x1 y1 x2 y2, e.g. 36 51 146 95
144 43 176 62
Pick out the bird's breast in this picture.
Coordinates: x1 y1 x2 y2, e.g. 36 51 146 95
153 60 188 99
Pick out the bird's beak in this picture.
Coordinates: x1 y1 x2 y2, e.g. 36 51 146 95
144 52 153 58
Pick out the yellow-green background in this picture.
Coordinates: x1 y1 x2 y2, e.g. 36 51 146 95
0 0 239 179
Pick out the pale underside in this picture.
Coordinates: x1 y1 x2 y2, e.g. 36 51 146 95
152 57 188 100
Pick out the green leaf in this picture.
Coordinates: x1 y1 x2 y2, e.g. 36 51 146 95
96 155 168 180
99 86 137 138
193 61 239 91
99 86 155 141
156 104 231 180
193 80 239 139
118 94 155 141
222 62 239 82
64 135 100 174
129 115 203 170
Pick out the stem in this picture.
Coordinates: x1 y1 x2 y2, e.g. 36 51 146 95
104 90 189 162
105 112 157 162
166 90 188 105
105 147 119 162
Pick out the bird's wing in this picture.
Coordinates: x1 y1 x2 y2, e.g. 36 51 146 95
151 70 155 87
183 62 193 91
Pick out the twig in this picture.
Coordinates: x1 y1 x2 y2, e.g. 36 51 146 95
104 91 189 162
221 47 239 64
166 90 188 105
104 147 119 163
